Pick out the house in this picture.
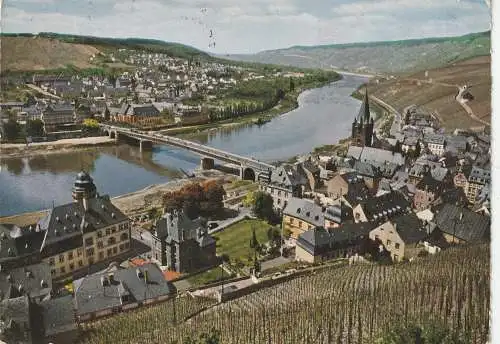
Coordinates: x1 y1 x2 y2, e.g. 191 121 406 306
299 159 321 191
352 160 382 189
0 262 52 302
326 172 368 200
41 104 75 133
413 174 445 211
40 295 78 344
150 210 216 273
295 222 374 263
323 202 353 229
114 103 161 125
352 191 410 224
433 203 490 244
423 133 446 156
464 166 490 204
73 263 175 321
282 198 324 240
259 164 307 210
369 213 430 262
0 296 32 343
347 146 405 167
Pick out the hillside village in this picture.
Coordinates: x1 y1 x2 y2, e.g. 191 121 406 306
0 64 491 343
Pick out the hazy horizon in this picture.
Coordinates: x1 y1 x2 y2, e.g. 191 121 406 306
1 0 491 54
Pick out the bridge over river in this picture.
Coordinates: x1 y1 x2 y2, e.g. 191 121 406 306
99 124 275 182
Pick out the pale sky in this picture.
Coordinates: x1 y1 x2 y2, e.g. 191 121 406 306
1 0 491 54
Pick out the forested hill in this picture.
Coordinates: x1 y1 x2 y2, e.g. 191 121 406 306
225 31 491 74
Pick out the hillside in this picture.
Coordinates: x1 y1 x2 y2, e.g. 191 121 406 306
368 56 491 130
226 31 490 74
0 33 210 74
80 244 489 344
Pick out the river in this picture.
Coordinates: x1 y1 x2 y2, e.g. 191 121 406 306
0 75 367 217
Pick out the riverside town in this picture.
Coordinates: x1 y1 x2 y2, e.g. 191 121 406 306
0 1 493 343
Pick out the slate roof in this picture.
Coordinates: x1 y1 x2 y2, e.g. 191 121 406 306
297 222 375 255
121 103 160 117
434 203 490 243
352 160 381 178
347 146 405 166
40 295 77 337
390 214 429 244
74 263 174 316
0 262 52 301
467 166 490 185
44 104 75 114
269 164 307 189
283 198 324 227
154 211 213 247
0 296 31 343
416 174 443 194
423 133 445 145
323 202 353 224
356 191 410 222
0 224 45 264
37 195 128 257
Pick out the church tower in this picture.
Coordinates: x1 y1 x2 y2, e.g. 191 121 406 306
351 88 374 147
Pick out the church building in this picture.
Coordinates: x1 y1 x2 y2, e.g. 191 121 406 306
351 88 374 147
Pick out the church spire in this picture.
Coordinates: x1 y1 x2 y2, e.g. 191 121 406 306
356 86 371 122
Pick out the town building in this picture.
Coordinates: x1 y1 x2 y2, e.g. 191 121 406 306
0 262 52 303
323 202 353 229
0 172 131 280
73 263 175 321
465 166 490 204
433 203 490 244
282 198 324 240
352 191 411 224
423 133 446 156
351 89 374 147
413 174 445 211
41 104 75 133
113 103 161 125
369 213 430 262
259 164 307 211
326 172 369 201
150 210 216 273
295 222 374 263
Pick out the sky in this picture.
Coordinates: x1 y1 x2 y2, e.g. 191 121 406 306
1 0 491 54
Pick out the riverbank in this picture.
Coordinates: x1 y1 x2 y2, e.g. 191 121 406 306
0 170 236 226
0 136 117 159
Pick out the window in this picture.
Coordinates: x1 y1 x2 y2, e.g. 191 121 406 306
395 243 400 250
106 228 111 235
107 248 112 257
112 226 117 234
120 233 129 241
68 252 74 261
108 237 116 245
289 218 294 224
99 252 104 260
77 248 83 257
387 240 392 246
277 199 281 205
86 248 94 257
124 242 130 249
69 263 75 270
394 254 399 261
97 241 104 249
59 254 65 263
299 221 303 228
49 258 55 266
78 260 83 267
60 267 66 274
113 247 118 254
119 224 123 231
119 244 124 251
51 269 56 275
85 237 93 246
278 191 281 196
97 231 103 238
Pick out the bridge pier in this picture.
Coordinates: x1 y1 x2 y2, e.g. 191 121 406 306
139 139 153 152
201 157 215 170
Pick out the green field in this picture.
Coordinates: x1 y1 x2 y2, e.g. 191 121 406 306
213 219 272 265
186 266 232 286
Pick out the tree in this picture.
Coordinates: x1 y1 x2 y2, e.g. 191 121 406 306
289 77 295 92
2 118 21 142
82 118 99 129
375 320 469 344
25 119 44 137
250 226 259 249
202 180 226 212
267 227 281 247
252 191 275 221
183 328 221 344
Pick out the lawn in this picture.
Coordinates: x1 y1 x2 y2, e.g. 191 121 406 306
213 219 272 265
185 266 231 286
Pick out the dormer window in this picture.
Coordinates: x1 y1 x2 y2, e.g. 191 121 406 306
296 208 301 214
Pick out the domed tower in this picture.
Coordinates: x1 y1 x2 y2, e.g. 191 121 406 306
351 87 374 147
72 171 97 202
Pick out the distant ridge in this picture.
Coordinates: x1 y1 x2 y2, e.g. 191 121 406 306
226 31 491 74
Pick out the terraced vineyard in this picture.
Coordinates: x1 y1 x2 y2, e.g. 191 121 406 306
79 245 489 343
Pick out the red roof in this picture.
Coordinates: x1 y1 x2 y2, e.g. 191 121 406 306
130 258 148 267
163 270 181 281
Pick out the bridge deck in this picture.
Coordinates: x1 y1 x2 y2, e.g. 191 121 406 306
100 125 275 172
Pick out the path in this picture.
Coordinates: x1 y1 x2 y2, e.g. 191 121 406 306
26 83 62 99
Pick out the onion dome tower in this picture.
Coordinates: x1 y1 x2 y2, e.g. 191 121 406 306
72 171 97 202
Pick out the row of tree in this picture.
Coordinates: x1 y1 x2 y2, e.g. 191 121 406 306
1 118 44 142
